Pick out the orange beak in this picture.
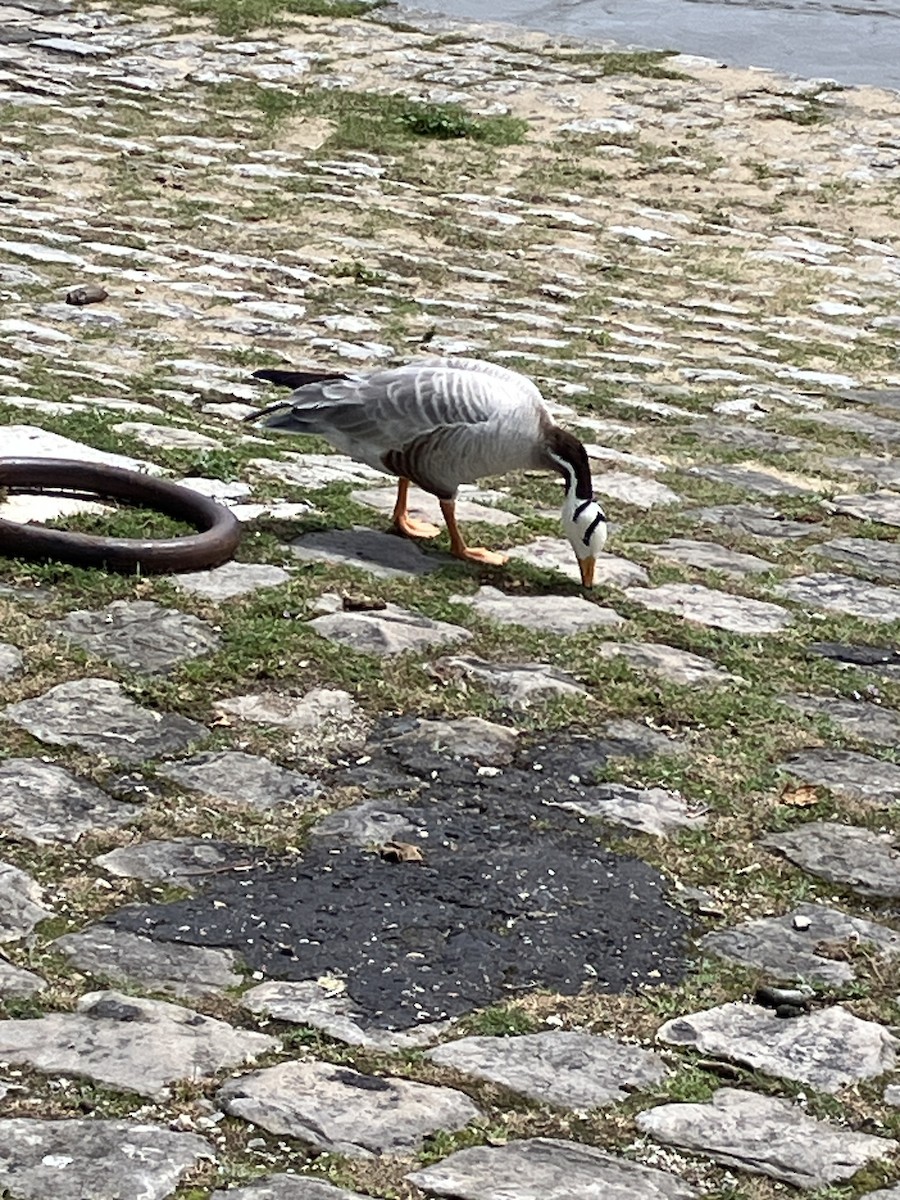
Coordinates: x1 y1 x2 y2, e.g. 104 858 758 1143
579 556 596 588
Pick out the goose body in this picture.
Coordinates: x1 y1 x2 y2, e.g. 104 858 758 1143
248 356 608 584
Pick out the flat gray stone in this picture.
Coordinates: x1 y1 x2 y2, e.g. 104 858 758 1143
310 603 470 656
658 1002 897 1091
689 463 814 496
596 641 742 688
95 837 253 888
5 679 209 764
453 585 623 633
53 927 243 998
170 561 291 599
158 751 322 811
778 747 900 801
638 538 774 576
0 989 277 1100
427 1030 667 1108
511 537 648 588
212 1179 372 1200
351 485 518 527
781 694 900 747
0 758 141 843
290 527 445 578
113 420 223 450
0 1118 214 1200
598 718 687 759
218 1060 480 1158
0 423 160 475
636 1087 894 1188
0 642 23 679
827 455 900 488
547 783 706 837
243 981 447 1051
863 1189 900 1200
814 536 900 583
251 453 384 490
214 687 368 762
802 409 900 442
832 491 900 528
51 600 220 673
593 471 681 509
383 715 519 766
406 1137 698 1199
699 901 900 985
776 572 900 622
762 821 900 897
0 862 54 942
429 656 590 707
687 502 824 539
309 798 419 846
623 583 793 634
0 958 46 998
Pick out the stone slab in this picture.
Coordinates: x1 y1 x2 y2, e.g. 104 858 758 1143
778 747 900 801
658 1002 897 1091
689 463 815 496
452 585 623 633
214 687 368 761
290 527 446 578
597 641 742 687
53 927 243 998
686 503 825 540
511 537 648 588
112 420 224 450
0 958 46 998
308 798 419 847
243 981 447 1051
637 538 774 576
547 783 706 836
251 453 384 489
0 862 54 942
593 471 681 509
636 1088 894 1188
832 491 900 528
158 750 322 811
4 679 209 764
699 901 900 985
381 715 519 766
623 583 793 634
762 821 900 897
0 989 277 1099
95 837 256 888
781 694 900 747
406 1137 698 1199
212 1180 372 1200
0 1118 214 1200
427 1030 667 1108
0 758 141 843
310 603 470 656
351 485 518 527
814 536 900 583
218 1060 480 1158
0 642 23 679
170 561 291 599
776 572 900 622
0 422 160 474
51 599 220 673
429 655 590 707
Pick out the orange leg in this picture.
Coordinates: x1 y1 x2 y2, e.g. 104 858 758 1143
391 477 441 539
439 498 508 566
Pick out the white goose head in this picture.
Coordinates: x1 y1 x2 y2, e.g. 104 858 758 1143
544 428 608 587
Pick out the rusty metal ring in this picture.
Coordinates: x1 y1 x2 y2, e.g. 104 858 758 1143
0 458 242 574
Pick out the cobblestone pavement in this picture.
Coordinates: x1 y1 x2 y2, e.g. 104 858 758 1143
2 0 900 1196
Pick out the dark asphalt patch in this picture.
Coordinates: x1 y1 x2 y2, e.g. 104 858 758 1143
106 725 694 1027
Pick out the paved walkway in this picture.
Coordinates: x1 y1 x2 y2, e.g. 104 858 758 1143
2 1 900 1197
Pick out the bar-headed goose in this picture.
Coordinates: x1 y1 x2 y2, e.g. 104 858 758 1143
246 356 608 586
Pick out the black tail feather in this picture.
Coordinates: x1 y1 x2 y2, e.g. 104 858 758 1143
252 368 347 390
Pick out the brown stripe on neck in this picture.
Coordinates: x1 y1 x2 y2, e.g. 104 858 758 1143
543 426 594 501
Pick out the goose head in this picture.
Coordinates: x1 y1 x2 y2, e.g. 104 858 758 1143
544 427 608 588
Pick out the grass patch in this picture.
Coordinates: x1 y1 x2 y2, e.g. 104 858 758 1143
171 0 381 36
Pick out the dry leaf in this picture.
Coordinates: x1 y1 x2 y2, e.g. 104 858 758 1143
380 841 425 864
780 783 819 807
